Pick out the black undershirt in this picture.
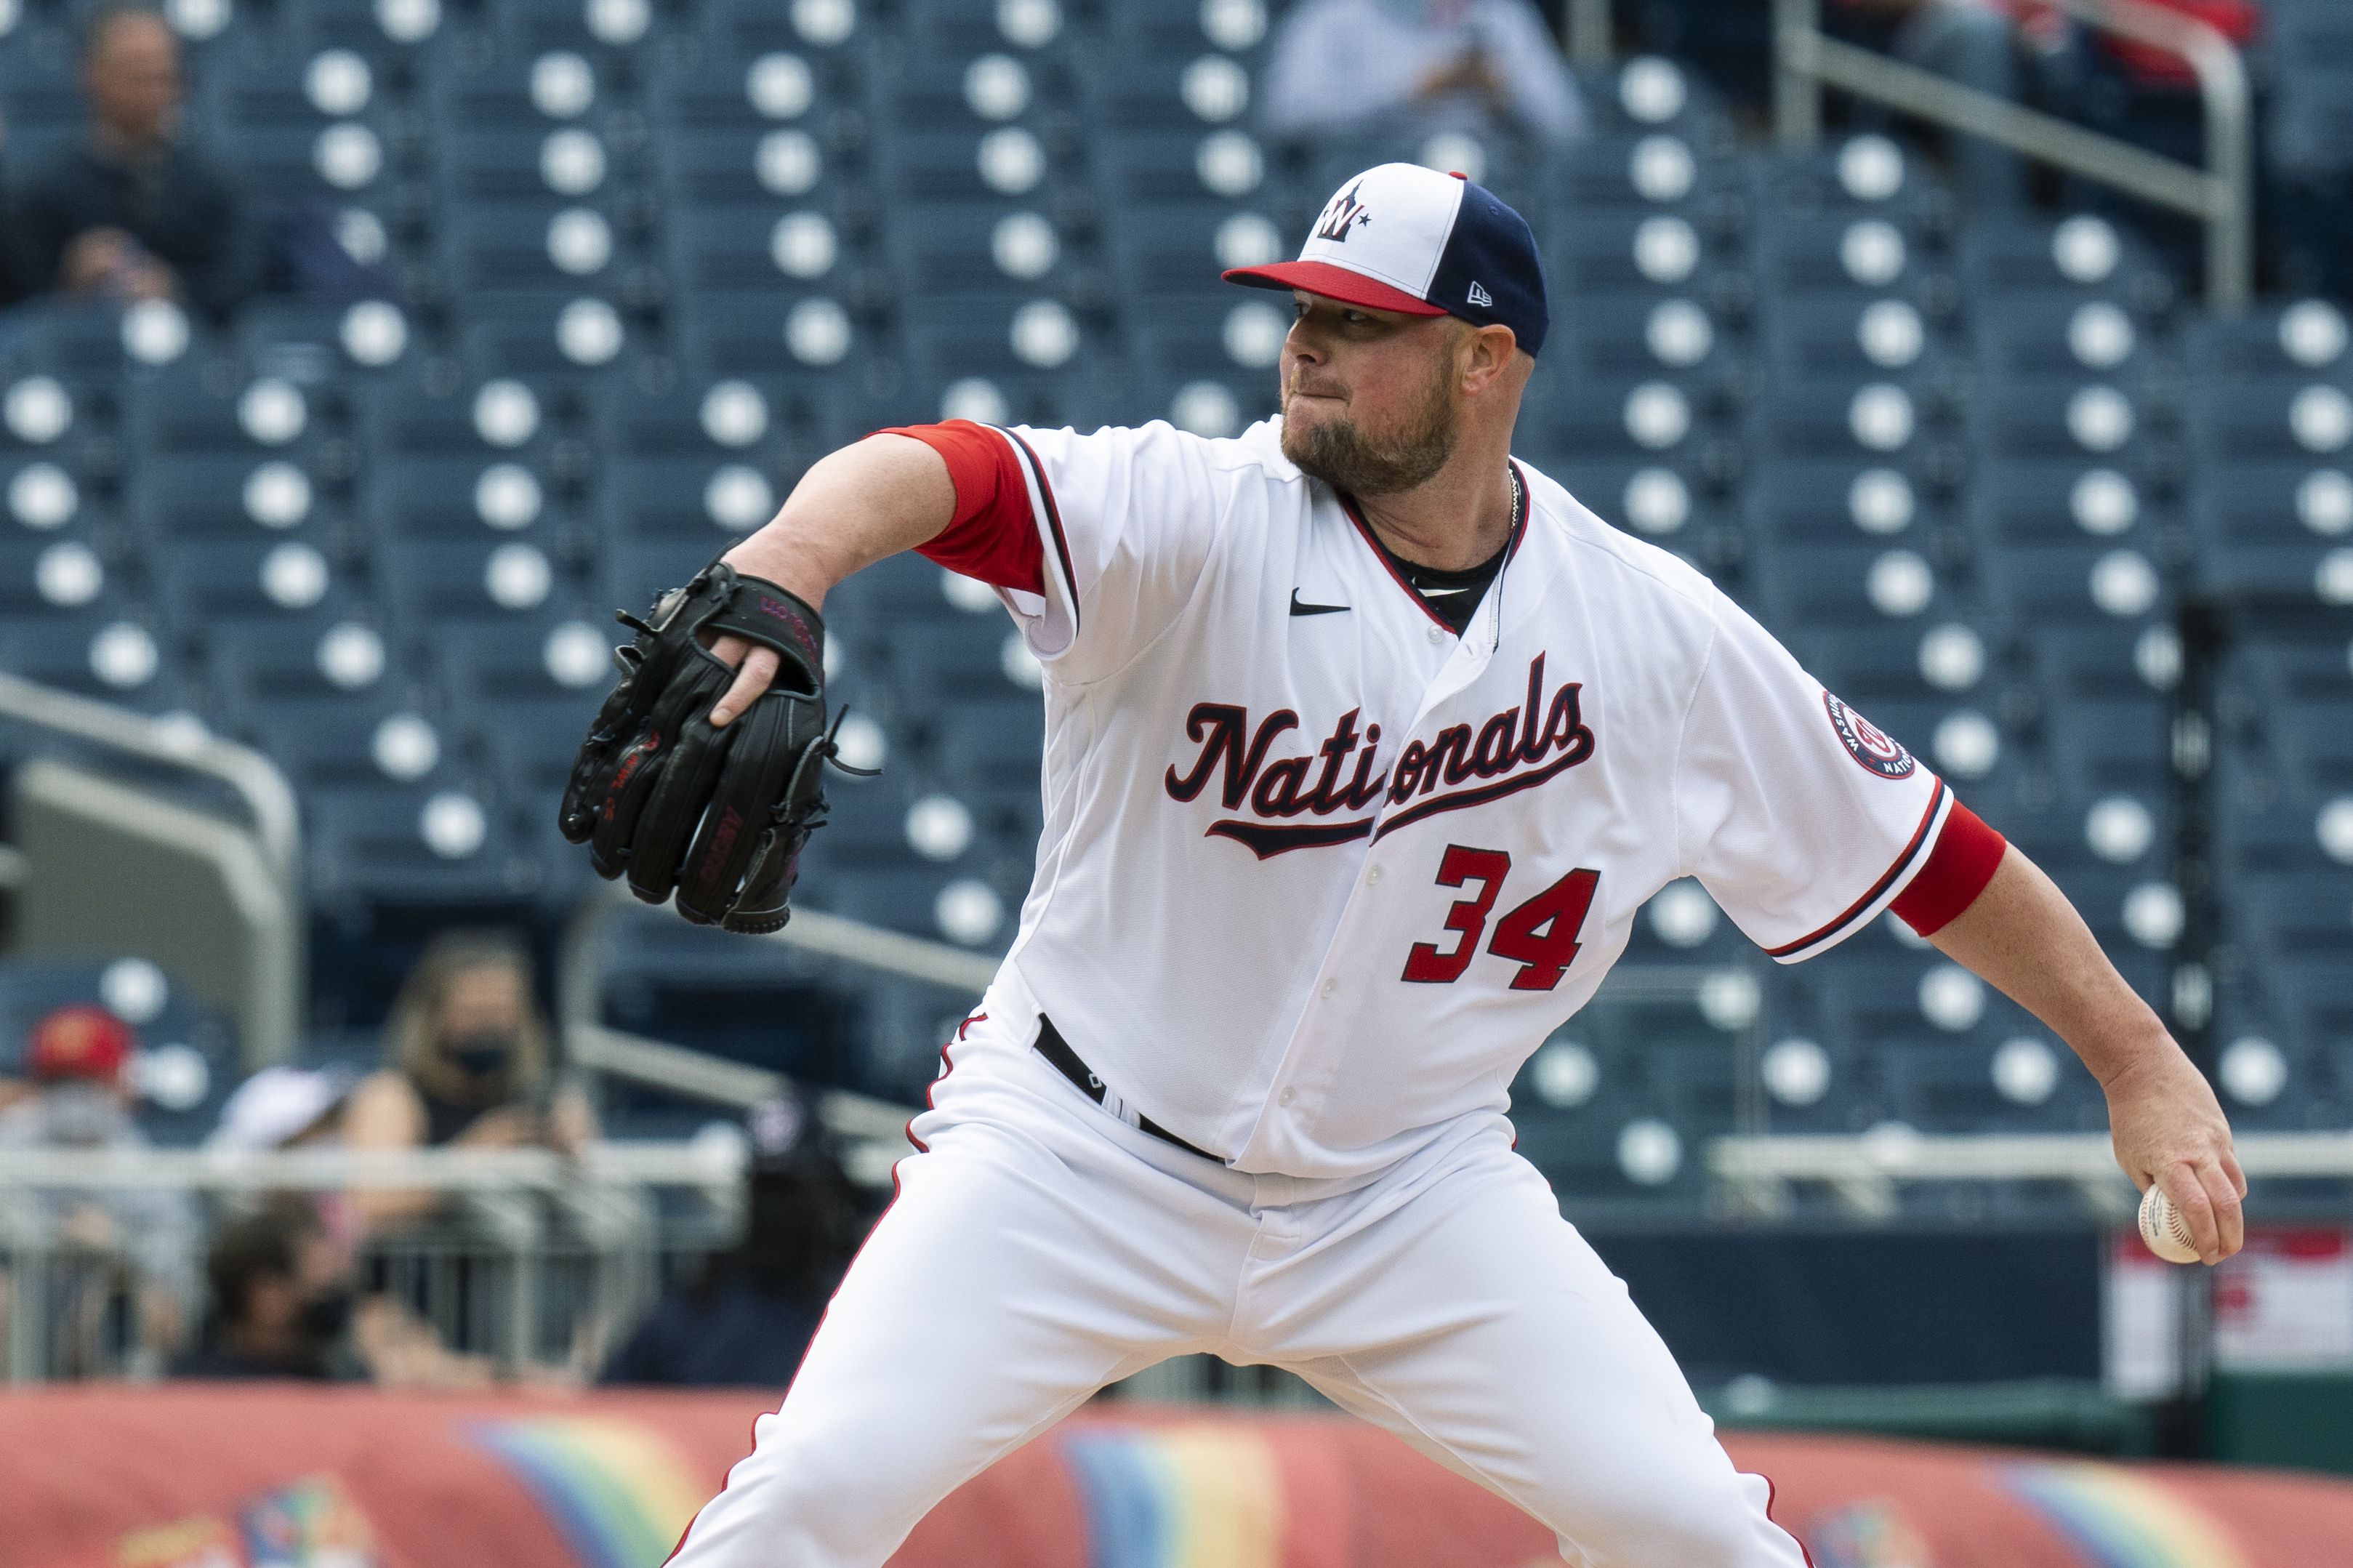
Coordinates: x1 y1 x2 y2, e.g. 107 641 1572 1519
1359 468 1524 636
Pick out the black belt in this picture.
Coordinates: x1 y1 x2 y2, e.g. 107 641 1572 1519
1034 1016 1218 1161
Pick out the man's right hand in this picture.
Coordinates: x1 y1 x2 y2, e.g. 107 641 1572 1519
60 228 132 292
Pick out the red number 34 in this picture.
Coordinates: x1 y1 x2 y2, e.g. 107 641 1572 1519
1401 845 1600 992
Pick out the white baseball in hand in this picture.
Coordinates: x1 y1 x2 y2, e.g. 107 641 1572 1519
2139 1183 2200 1264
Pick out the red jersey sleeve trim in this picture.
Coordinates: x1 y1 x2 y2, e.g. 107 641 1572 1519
1889 799 2008 936
883 420 1047 595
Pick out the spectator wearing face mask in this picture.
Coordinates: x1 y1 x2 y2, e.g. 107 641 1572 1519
170 1201 363 1380
0 1004 199 1372
8 1 262 318
339 930 598 1231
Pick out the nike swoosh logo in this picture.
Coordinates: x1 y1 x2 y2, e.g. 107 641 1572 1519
1289 590 1350 617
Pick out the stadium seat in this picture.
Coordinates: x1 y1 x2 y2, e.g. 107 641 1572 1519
0 614 187 712
1955 214 2171 307
425 44 617 129
377 534 580 630
123 363 333 461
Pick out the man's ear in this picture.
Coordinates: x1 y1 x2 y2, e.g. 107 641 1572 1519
1458 323 1521 395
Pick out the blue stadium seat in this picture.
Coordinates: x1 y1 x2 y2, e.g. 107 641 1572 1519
152 537 364 637
1558 131 1726 212
0 24 87 162
305 782 531 907
291 0 449 70
1758 295 1948 382
2191 459 2353 553
1955 214 2171 306
356 371 558 462
668 290 872 397
885 201 1083 302
699 0 870 63
488 0 664 65
237 299 417 383
1090 129 1264 209
1753 210 1940 300
1972 294 2155 382
654 124 856 209
0 303 134 385
434 122 627 206
208 614 413 717
667 205 852 294
648 49 845 131
1524 376 1718 465
1967 378 2152 464
454 292 637 382
365 449 565 542
1747 376 1934 462
122 363 331 461
126 452 334 542
1556 293 1739 385
1082 49 1255 136
425 44 617 129
0 613 186 712
595 453 779 550
436 200 633 299
377 534 579 629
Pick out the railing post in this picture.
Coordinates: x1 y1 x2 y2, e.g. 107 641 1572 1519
1566 0 1612 69
2190 31 2254 312
1774 0 1822 147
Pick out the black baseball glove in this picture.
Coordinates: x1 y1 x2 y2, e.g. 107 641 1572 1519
558 558 856 933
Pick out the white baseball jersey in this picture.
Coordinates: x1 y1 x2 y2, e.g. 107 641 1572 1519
906 414 1976 1181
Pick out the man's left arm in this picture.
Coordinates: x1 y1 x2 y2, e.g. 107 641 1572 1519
1923 842 2248 1263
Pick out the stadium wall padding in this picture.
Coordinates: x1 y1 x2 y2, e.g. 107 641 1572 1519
7 1386 2353 1567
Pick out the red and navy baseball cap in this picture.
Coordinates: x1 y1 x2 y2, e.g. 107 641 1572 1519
1223 163 1549 358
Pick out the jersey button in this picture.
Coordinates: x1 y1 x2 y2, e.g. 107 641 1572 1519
1319 977 1337 999
1279 1088 1296 1106
1367 865 1383 884
1427 626 1444 644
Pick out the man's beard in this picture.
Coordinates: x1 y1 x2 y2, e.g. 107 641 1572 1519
1279 362 1457 497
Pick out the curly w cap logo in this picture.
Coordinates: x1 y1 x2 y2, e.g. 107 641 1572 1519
1824 691 1915 779
1314 181 1371 243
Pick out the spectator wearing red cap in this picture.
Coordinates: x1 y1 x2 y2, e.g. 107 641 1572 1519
0 1002 198 1374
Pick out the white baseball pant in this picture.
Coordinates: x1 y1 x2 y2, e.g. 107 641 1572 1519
664 1009 1813 1568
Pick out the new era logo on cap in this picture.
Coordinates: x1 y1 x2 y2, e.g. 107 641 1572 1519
1223 163 1549 358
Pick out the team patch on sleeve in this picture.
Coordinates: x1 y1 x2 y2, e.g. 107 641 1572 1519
1822 691 1915 779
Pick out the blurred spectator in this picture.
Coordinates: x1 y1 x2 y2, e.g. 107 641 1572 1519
601 1097 867 1388
209 1064 367 1247
0 1004 199 1373
340 930 598 1231
8 2 261 318
170 1200 364 1380
1838 0 2030 205
1260 0 1586 148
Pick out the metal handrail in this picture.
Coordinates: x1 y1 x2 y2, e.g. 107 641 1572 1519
0 672 301 888
1774 0 2253 312
1566 0 1611 69
0 1140 745 1194
0 674 307 1065
1710 1130 2353 1224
